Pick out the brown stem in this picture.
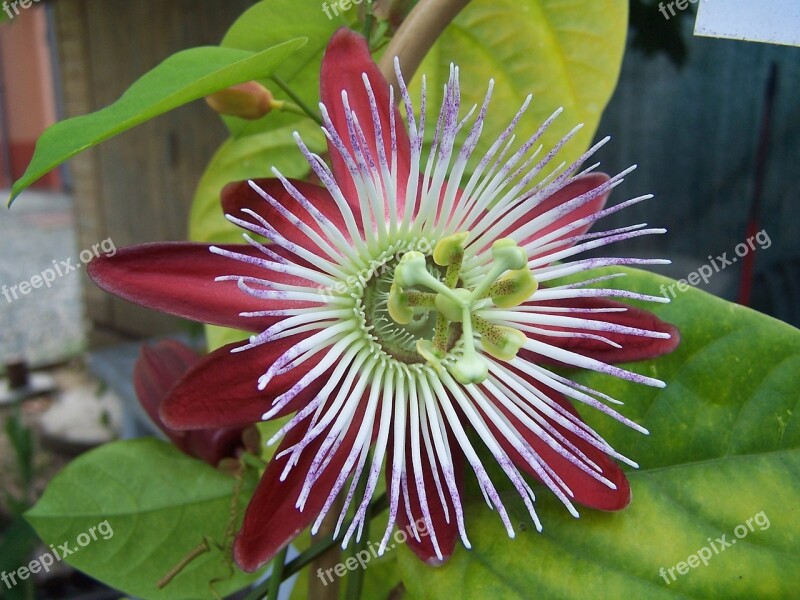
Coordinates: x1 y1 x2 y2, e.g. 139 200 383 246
157 539 211 589
377 0 473 90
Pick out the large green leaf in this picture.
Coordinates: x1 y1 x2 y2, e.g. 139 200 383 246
25 438 258 600
8 41 305 204
409 0 628 181
398 267 800 598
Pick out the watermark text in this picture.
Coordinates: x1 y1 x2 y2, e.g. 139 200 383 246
1 520 114 591
660 228 771 300
658 510 770 584
659 0 706 21
2 237 116 304
2 0 44 21
317 517 429 585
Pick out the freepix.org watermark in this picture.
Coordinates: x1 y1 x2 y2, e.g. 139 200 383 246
321 0 365 20
2 238 116 304
659 228 771 300
658 0 706 21
316 517 430 586
658 510 770 585
318 239 434 301
2 0 43 21
1 520 114 591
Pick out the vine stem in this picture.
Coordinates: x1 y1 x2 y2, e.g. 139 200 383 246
377 0 474 90
270 74 323 125
267 547 288 600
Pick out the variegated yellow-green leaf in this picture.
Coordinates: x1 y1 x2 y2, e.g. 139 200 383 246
410 0 628 182
398 268 800 598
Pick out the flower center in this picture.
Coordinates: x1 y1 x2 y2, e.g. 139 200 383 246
362 257 459 364
387 232 538 384
343 238 444 366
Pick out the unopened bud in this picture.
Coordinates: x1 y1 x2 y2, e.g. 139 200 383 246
205 81 274 120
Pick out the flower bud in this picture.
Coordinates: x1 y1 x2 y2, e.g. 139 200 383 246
134 340 247 467
205 81 274 120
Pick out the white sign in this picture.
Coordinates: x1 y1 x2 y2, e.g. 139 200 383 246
694 0 800 47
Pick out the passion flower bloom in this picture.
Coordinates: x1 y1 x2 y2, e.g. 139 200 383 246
88 29 678 571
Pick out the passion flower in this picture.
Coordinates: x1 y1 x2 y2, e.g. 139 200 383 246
88 28 678 571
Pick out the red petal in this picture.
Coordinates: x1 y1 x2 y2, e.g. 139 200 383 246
160 334 329 430
320 29 411 219
134 340 245 465
88 242 317 332
391 427 463 564
520 296 680 365
234 405 365 572
489 376 630 511
222 177 361 245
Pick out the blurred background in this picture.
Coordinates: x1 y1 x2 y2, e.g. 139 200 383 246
0 1 797 597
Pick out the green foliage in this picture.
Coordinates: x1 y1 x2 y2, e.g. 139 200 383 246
3 412 35 512
26 439 258 600
398 267 800 598
0 516 38 600
219 0 355 138
410 0 628 184
8 41 306 205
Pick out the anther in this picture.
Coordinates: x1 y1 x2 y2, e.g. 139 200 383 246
475 317 527 361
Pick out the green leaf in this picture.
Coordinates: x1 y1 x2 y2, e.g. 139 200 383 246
219 0 355 138
398 268 800 598
26 438 258 600
409 0 628 182
8 40 306 205
188 120 325 246
205 324 251 354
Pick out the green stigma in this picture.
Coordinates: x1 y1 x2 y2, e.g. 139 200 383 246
388 232 537 384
